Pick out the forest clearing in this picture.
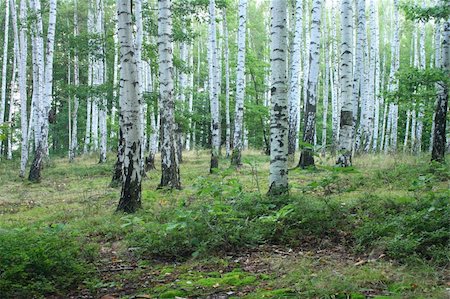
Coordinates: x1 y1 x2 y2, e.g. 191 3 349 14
0 0 449 297
0 152 449 298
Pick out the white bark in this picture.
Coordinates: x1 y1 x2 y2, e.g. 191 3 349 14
371 0 380 152
268 0 288 195
69 0 79 162
116 0 142 212
299 0 322 168
208 0 220 171
336 0 354 166
111 21 119 141
0 0 10 139
387 0 400 152
223 9 230 157
95 0 107 163
231 0 247 166
321 9 329 156
353 0 365 153
287 0 302 158
330 0 340 153
18 0 27 177
158 0 180 188
7 8 18 160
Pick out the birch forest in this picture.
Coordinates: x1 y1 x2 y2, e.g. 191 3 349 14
0 0 449 298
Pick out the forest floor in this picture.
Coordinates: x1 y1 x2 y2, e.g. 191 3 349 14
0 151 449 298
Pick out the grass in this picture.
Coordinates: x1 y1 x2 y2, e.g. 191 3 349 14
0 150 449 298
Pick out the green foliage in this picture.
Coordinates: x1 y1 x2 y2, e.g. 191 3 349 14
0 227 96 298
354 191 450 264
387 67 449 106
401 1 450 21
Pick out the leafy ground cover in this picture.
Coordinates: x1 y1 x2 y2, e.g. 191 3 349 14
0 151 448 298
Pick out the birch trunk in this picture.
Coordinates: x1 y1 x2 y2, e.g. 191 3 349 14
299 0 321 168
268 0 288 195
111 21 119 141
321 9 329 157
231 0 247 166
336 0 354 166
116 0 142 213
387 0 400 153
330 0 340 154
208 0 220 172
84 1 93 154
28 0 56 182
223 9 231 157
371 0 380 152
287 0 302 160
353 0 365 153
431 19 449 162
0 0 10 150
18 0 27 177
96 0 107 163
7 14 18 160
69 0 79 162
158 0 180 189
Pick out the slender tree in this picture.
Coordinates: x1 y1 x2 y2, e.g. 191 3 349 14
69 0 79 162
116 0 142 213
0 0 10 153
231 0 247 166
299 0 322 168
268 0 288 195
336 0 354 166
432 19 449 162
28 0 57 182
287 0 302 161
18 0 28 177
158 0 181 189
223 9 231 157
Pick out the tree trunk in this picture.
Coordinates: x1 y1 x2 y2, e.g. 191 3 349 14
431 19 449 162
28 0 56 182
268 0 288 195
18 0 28 177
299 0 322 168
223 9 231 157
158 0 180 189
208 0 221 172
336 0 354 167
116 0 142 213
0 0 10 153
287 0 302 161
231 0 247 167
69 0 79 162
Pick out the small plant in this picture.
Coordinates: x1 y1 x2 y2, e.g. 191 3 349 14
0 227 96 298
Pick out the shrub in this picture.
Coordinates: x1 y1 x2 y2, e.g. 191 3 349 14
0 226 96 298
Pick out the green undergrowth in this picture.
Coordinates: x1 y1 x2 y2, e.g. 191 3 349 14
0 226 97 298
0 152 448 298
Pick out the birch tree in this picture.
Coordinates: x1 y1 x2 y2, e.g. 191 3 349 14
223 9 231 157
28 0 57 182
268 0 288 195
209 0 221 172
158 0 180 189
69 0 79 162
230 0 248 166
0 0 10 152
431 19 449 162
299 0 322 168
18 0 27 177
116 0 142 213
94 0 107 163
336 0 354 167
287 0 302 161
321 8 330 156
